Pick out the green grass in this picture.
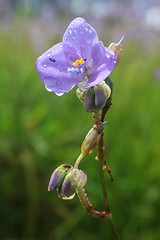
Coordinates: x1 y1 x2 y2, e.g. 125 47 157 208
0 27 160 240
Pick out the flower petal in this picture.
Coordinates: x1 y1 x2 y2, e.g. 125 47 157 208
36 43 83 94
62 17 99 60
83 41 117 88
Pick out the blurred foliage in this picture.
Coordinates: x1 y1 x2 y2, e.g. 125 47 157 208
0 19 160 240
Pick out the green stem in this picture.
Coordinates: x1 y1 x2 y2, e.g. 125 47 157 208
74 153 84 168
108 215 120 240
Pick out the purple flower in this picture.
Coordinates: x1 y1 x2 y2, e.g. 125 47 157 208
36 17 117 95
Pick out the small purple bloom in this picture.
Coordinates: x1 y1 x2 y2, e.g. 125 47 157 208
36 17 117 95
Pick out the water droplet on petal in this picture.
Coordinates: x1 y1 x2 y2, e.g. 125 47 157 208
106 54 110 59
43 64 47 68
74 29 77 33
110 51 114 56
85 27 88 32
45 85 52 92
89 29 92 33
55 92 64 96
62 193 75 200
69 29 72 34
47 52 51 57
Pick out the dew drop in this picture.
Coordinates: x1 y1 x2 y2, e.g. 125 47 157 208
45 85 52 92
114 60 117 64
43 63 47 68
106 54 110 59
110 51 114 56
69 29 72 34
89 29 92 33
74 29 77 33
85 27 88 32
55 92 64 96
47 52 51 57
62 193 75 200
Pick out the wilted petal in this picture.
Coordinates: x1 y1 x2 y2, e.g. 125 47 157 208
63 17 99 60
83 41 117 89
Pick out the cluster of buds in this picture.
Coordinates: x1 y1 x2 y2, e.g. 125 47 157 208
48 164 87 200
76 80 111 112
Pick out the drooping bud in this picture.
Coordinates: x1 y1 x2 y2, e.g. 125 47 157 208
76 81 111 112
81 124 104 156
59 168 87 200
48 164 71 191
108 36 124 65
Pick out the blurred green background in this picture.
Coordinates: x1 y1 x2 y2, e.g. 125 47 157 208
0 0 160 240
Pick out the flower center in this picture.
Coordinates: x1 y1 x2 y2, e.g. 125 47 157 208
67 57 87 76
49 55 88 77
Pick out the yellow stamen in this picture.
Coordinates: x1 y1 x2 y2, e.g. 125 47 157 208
79 58 84 65
72 58 84 66
72 61 78 66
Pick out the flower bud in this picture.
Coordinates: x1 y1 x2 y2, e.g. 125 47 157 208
81 124 104 156
94 83 111 109
48 164 71 191
104 76 113 95
108 36 123 65
59 168 87 200
76 81 111 112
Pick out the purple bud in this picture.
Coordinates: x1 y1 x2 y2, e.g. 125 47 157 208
94 85 108 109
59 168 87 200
76 81 111 112
48 164 71 191
59 170 76 199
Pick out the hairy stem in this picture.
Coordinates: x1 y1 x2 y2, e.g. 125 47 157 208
76 187 110 219
97 132 110 213
93 111 119 240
